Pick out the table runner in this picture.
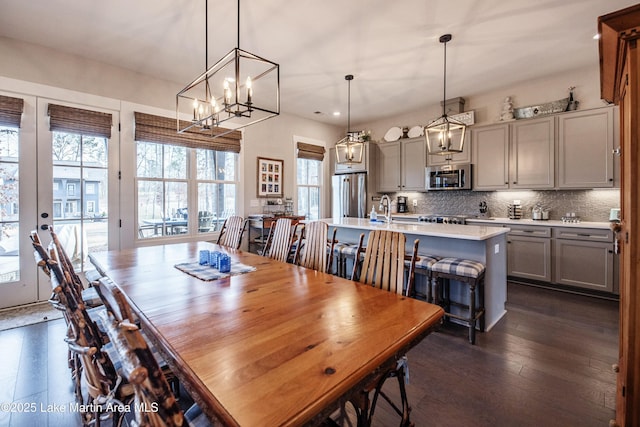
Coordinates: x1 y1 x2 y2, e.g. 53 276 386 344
174 262 256 281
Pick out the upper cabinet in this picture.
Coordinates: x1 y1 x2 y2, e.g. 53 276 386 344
377 137 426 192
472 107 617 191
557 107 615 188
426 131 472 166
472 123 510 190
510 116 555 189
331 141 370 174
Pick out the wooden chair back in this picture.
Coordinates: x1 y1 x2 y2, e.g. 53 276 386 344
31 230 118 398
94 276 135 323
263 218 298 263
352 230 419 296
100 312 185 427
294 221 337 273
216 215 247 249
49 225 85 298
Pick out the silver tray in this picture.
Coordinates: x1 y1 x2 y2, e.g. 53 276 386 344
513 97 569 119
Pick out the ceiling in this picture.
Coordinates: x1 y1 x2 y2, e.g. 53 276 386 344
0 0 636 127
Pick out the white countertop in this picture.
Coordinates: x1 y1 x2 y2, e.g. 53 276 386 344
466 217 613 230
319 217 509 241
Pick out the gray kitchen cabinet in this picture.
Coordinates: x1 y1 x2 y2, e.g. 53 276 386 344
377 138 426 192
557 107 615 188
472 118 555 190
510 116 555 189
471 123 510 190
377 141 401 192
332 141 370 174
426 130 471 166
507 225 552 282
552 227 615 293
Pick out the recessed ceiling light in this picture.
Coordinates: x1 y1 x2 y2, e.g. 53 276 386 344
593 33 601 40
333 111 341 116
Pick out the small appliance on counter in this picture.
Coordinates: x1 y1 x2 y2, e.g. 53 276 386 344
397 196 408 213
532 204 549 220
508 201 522 220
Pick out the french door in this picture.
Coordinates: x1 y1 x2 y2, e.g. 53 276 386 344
0 92 37 308
0 95 119 309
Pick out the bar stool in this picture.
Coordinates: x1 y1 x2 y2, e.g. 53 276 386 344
405 254 441 301
431 257 486 344
331 234 365 278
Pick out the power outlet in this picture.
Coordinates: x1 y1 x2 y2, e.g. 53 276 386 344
494 243 500 254
412 199 418 207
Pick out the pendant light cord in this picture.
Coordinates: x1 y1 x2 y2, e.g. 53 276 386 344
347 78 351 133
442 38 447 117
237 0 240 48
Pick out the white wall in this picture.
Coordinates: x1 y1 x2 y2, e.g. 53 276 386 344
353 62 608 140
0 35 614 229
0 36 343 247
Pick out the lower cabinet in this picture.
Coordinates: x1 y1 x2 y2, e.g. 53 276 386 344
507 225 552 282
502 223 616 294
552 227 615 293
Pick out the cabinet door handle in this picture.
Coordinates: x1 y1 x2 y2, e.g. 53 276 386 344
577 233 591 237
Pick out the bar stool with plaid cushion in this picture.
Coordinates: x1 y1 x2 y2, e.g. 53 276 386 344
405 254 441 301
431 257 486 344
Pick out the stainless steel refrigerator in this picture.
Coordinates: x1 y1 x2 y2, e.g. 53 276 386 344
331 173 367 218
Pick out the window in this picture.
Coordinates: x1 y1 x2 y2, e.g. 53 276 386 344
67 183 76 196
297 158 321 220
296 141 325 221
135 141 238 239
86 183 95 194
86 201 95 214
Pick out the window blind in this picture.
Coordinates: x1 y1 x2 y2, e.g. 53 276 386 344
296 142 325 161
0 95 24 128
134 112 242 153
48 104 113 138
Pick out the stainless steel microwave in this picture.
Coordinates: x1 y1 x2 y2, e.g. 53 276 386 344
426 164 471 190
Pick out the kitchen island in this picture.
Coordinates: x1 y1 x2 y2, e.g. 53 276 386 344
320 217 510 331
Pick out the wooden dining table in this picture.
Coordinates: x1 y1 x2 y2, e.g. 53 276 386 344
89 241 444 426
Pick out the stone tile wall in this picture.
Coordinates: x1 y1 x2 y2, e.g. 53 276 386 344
387 189 620 222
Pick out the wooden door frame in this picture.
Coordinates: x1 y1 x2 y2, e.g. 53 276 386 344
599 5 640 426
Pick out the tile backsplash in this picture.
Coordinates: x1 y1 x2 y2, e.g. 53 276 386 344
385 189 620 222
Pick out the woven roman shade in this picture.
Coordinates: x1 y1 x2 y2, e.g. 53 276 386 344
48 104 112 138
297 142 325 161
134 112 242 153
0 95 24 128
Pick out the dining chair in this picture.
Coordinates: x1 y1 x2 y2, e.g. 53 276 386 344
262 218 299 263
93 275 180 395
216 215 248 249
350 229 420 426
49 225 103 308
99 310 210 427
293 220 337 273
31 230 132 426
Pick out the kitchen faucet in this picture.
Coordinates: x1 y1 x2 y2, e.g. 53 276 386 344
379 195 392 223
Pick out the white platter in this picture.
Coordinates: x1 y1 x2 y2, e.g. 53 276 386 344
407 125 423 138
383 126 402 142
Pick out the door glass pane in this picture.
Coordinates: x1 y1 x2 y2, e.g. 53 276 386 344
52 131 109 272
0 126 19 283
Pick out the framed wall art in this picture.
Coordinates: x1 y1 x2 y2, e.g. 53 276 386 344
257 157 283 197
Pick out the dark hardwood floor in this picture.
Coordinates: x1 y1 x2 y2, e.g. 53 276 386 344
0 283 618 426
